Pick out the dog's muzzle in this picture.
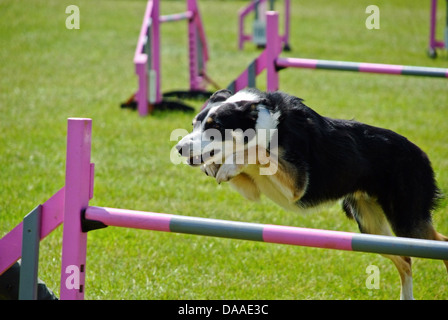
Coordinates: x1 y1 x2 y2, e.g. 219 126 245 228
175 142 198 166
176 138 218 167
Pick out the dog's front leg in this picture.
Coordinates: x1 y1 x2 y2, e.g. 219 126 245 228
215 155 247 184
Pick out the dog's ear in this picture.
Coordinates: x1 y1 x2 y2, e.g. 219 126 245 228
240 100 266 121
209 89 232 104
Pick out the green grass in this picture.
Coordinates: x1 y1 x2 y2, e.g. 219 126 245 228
1 0 447 300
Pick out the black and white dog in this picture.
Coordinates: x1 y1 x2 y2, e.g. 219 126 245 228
175 88 448 299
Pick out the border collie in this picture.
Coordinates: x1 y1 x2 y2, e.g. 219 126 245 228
175 88 448 299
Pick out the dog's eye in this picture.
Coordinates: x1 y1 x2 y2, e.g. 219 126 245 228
206 117 214 125
205 118 220 130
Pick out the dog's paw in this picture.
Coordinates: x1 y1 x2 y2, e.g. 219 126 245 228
201 163 220 177
216 164 241 184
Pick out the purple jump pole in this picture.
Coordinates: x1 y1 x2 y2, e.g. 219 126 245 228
226 11 282 93
60 118 94 300
151 0 162 108
428 0 446 57
159 11 194 23
135 0 150 116
238 0 261 50
230 8 448 95
187 0 207 91
283 0 290 50
275 57 448 77
264 10 448 84
84 206 448 260
266 11 281 91
134 0 160 116
238 0 290 51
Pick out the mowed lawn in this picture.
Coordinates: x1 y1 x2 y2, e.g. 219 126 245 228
1 0 447 300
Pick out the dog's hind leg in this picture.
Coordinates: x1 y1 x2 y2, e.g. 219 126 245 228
434 232 448 273
419 224 448 273
384 207 448 278
343 193 414 300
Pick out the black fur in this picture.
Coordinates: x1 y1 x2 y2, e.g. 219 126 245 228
178 88 446 299
227 89 441 238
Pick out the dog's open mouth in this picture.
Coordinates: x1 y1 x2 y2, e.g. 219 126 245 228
187 150 217 166
188 155 202 166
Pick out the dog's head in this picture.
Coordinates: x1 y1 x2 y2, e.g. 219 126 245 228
175 88 277 167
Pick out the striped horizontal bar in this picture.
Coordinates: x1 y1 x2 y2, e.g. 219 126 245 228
276 57 448 78
401 65 448 77
85 206 172 232
84 206 448 260
170 215 264 241
159 11 193 23
263 225 353 251
352 234 448 260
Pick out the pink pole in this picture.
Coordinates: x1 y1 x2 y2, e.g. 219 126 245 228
187 0 201 90
85 207 172 232
237 0 258 50
266 11 281 91
159 11 194 23
152 0 162 105
134 0 162 116
276 57 318 69
429 0 438 50
60 118 93 300
134 0 154 116
283 0 290 46
190 0 209 63
238 9 245 50
135 63 148 116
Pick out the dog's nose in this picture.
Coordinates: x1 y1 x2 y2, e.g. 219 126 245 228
176 142 189 157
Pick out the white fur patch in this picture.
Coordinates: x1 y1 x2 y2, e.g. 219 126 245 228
255 107 278 131
225 90 259 103
400 273 414 300
205 90 260 120
255 107 279 150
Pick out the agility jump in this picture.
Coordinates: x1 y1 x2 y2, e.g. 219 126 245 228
121 0 218 116
0 117 447 300
238 0 290 51
228 11 448 93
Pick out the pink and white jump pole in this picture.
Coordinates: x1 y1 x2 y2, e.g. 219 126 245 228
60 118 94 300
